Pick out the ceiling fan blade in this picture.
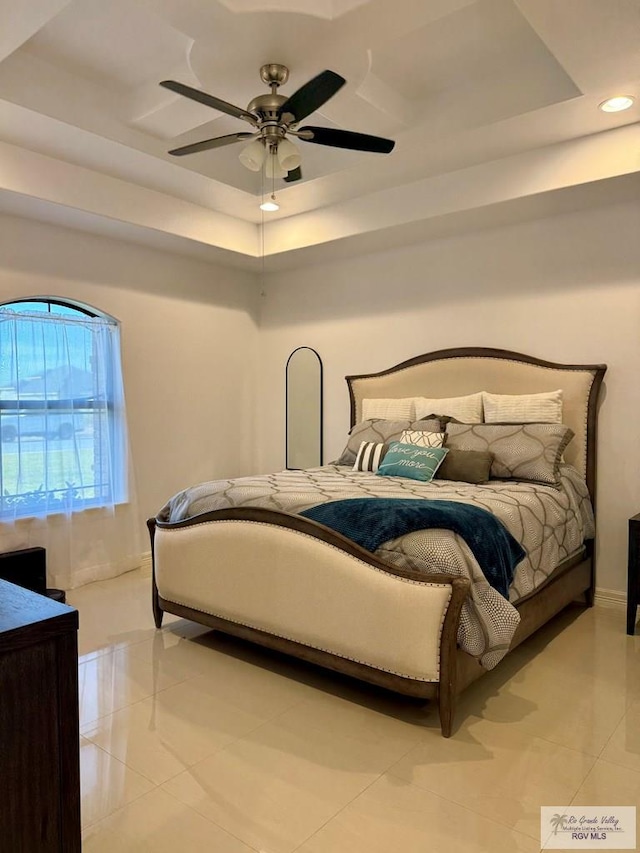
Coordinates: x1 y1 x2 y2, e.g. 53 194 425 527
299 126 395 154
168 132 255 156
160 80 258 125
279 70 346 123
283 166 302 183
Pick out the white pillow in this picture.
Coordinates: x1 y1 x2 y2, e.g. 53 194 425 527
414 393 483 424
482 390 563 424
361 397 416 421
399 429 445 448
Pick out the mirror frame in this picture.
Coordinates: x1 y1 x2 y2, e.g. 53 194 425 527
285 346 323 470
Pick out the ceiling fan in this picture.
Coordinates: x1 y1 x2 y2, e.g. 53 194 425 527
160 63 395 183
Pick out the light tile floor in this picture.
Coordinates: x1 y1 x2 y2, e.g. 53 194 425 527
66 569 640 853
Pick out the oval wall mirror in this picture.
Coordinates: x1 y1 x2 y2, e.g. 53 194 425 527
286 347 323 469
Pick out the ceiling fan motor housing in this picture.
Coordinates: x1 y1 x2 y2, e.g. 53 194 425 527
247 93 289 151
247 93 288 123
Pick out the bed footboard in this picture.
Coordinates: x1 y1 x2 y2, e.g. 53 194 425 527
148 510 469 736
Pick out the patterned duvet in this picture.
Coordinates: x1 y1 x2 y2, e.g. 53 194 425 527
158 465 594 668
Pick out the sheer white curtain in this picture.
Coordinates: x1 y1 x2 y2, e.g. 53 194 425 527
0 307 141 589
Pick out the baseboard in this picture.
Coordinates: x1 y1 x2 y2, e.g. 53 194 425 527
139 551 153 577
594 587 626 609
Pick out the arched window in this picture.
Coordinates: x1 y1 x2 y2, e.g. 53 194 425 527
0 298 127 518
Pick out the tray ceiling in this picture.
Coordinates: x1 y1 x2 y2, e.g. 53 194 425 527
0 0 638 268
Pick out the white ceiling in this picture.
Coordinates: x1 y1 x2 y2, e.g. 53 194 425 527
1 0 639 270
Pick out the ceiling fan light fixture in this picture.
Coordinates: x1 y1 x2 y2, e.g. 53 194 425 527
264 150 288 179
238 138 265 171
599 95 634 112
276 138 301 171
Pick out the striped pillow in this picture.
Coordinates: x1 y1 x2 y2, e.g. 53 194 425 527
362 397 416 421
352 441 387 472
482 390 563 424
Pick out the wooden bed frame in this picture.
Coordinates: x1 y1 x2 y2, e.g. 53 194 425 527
148 347 606 737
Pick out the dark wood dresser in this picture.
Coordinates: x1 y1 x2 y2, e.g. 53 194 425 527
0 579 81 851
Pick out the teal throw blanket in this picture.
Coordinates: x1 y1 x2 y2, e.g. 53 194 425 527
300 498 525 598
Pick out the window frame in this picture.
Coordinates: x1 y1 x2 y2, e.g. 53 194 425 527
3 297 98 318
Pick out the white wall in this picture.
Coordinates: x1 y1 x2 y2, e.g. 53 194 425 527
258 200 640 595
0 214 260 585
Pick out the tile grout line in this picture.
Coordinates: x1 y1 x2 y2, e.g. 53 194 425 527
288 769 388 853
79 737 154 832
285 706 460 851
155 784 264 852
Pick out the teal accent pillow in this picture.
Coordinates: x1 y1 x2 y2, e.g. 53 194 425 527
377 442 448 482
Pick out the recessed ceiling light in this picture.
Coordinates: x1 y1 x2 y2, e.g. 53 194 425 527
599 95 635 113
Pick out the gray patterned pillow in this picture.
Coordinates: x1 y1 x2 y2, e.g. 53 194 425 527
335 418 442 466
444 423 574 487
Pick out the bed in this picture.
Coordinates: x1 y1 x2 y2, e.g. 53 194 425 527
148 347 606 737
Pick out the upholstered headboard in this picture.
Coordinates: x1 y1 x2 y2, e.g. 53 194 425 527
346 348 606 501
